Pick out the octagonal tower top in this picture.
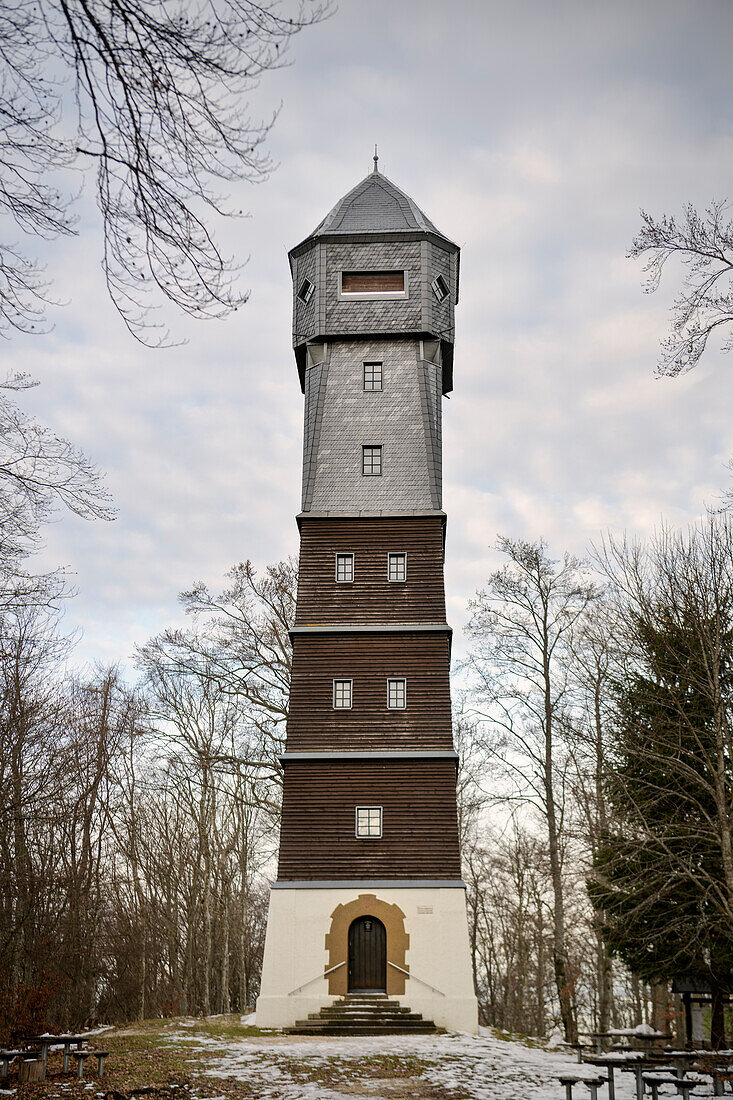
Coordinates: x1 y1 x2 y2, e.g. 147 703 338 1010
289 166 460 395
298 166 456 245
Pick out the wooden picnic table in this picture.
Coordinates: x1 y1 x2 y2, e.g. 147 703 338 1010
662 1050 707 1076
589 1027 673 1058
616 1055 675 1100
25 1035 88 1073
689 1050 733 1096
582 1052 644 1100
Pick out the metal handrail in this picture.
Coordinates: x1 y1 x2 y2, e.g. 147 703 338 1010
388 960 445 996
287 960 344 996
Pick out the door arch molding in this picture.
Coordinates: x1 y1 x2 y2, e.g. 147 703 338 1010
325 893 409 996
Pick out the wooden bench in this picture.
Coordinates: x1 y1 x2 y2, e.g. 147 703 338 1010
0 1050 21 1079
557 1072 607 1099
642 1073 703 1099
73 1050 110 1079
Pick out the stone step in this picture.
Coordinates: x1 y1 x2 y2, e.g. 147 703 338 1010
305 1013 427 1025
289 1023 438 1035
315 1005 413 1016
334 997 393 1004
287 992 440 1036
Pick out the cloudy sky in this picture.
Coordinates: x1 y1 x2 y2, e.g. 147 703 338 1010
8 0 733 673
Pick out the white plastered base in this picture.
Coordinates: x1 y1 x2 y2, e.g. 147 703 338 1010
256 886 478 1034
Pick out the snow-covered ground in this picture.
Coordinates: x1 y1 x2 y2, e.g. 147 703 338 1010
165 1025 719 1099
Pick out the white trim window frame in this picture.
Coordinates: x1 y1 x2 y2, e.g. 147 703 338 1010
387 678 407 710
338 270 408 301
333 679 353 709
362 445 382 476
355 805 383 838
387 551 407 582
363 361 383 391
335 552 354 583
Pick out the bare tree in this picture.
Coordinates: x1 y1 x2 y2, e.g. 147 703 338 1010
120 643 274 1017
0 556 291 1033
452 695 490 854
0 372 114 611
138 558 296 767
565 610 617 1033
464 537 598 1042
0 629 134 1037
630 201 733 377
0 0 325 343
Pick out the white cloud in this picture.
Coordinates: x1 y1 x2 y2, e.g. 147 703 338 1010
6 0 733 670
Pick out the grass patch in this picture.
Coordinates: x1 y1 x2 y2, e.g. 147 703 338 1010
165 1018 264 1042
260 1053 430 1085
10 1017 454 1100
11 1025 259 1100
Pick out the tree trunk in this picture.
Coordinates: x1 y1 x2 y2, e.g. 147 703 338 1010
139 937 146 1022
536 900 546 1036
596 923 612 1033
710 982 726 1050
220 891 230 1014
651 982 667 1034
202 890 212 1016
631 974 643 1025
545 712 575 1042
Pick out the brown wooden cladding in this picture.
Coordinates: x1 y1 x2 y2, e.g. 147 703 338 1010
295 516 446 625
277 759 461 879
286 631 454 751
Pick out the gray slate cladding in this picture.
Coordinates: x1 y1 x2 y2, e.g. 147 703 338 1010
307 172 449 238
292 238 456 349
302 340 442 514
290 170 459 360
328 241 422 332
292 167 459 516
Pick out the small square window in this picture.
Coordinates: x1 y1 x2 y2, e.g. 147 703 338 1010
431 274 449 302
363 362 383 391
362 445 382 476
387 678 406 710
355 806 382 838
335 553 354 583
333 679 353 709
297 278 315 303
388 552 407 582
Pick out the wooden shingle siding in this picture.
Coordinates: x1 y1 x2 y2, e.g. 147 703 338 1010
287 631 454 751
277 759 462 879
295 515 446 624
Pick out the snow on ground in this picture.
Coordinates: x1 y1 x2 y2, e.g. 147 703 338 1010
164 1025 720 1099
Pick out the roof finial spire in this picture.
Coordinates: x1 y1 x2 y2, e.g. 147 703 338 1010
373 144 379 173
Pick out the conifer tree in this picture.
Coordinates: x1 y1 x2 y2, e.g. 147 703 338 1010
590 608 733 1046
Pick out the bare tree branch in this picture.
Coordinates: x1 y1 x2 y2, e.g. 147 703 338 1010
630 201 733 376
0 0 327 343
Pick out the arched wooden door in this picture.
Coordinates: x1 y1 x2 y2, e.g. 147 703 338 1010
348 916 386 992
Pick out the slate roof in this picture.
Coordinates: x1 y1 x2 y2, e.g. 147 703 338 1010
300 169 456 247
